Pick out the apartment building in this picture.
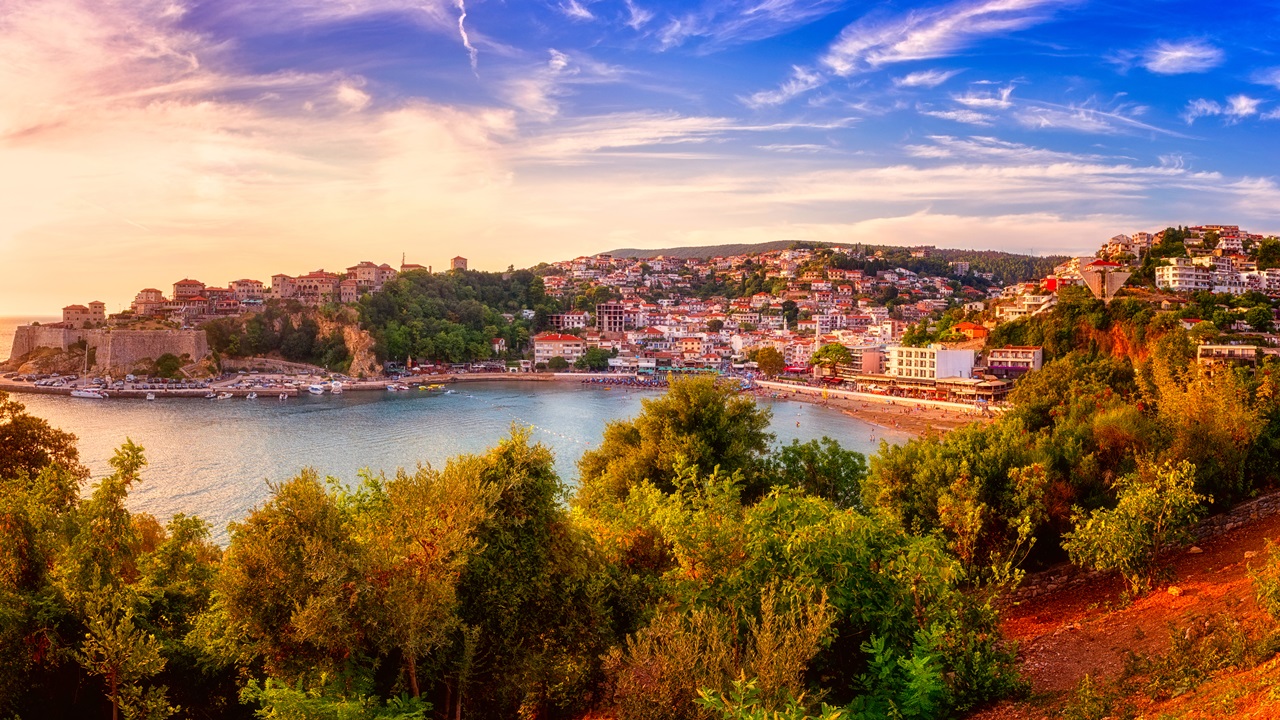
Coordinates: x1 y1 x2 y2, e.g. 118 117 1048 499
887 345 975 380
1155 258 1212 292
533 333 585 365
985 346 1043 378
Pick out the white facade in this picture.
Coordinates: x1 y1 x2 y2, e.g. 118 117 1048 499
1155 258 1212 293
886 345 975 380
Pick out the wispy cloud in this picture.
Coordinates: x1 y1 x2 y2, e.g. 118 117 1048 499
558 0 595 21
953 85 1014 109
1251 67 1280 90
894 69 964 88
655 0 845 52
1015 101 1185 136
623 0 654 29
1182 95 1263 124
904 134 1105 162
920 108 995 125
822 0 1068 76
1141 39 1224 75
741 65 825 108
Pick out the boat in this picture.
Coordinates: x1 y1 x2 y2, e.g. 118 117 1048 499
308 384 326 395
246 392 257 400
278 393 288 401
146 392 156 401
386 384 409 392
216 392 233 400
330 381 343 394
205 392 217 399
70 389 107 399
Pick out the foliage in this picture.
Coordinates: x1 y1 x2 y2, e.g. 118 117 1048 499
1062 461 1206 597
1248 540 1280 622
575 347 614 371
239 678 429 720
204 304 352 371
754 347 785 376
765 438 867 510
547 356 570 371
0 389 87 481
696 678 845 720
809 344 852 368
577 375 774 509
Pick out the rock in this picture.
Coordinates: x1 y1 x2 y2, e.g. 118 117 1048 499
1188 546 1203 554
1245 550 1259 559
1167 586 1182 597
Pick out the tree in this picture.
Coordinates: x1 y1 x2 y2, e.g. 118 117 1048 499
766 438 867 510
547 356 570 371
707 319 725 333
1063 461 1206 597
0 390 87 482
577 376 774 509
809 344 852 370
755 347 785 377
575 347 613 372
1245 306 1273 332
77 596 175 720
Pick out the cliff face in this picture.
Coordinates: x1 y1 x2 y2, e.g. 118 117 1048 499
5 326 210 375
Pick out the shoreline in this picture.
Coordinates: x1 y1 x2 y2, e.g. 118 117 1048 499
0 371 984 438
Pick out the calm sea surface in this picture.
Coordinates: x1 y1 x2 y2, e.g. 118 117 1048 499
14 381 907 541
0 316 57 363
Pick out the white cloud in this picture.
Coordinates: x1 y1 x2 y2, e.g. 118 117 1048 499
741 65 825 108
623 0 654 29
822 0 1066 76
335 83 371 111
953 85 1014 109
905 135 1104 163
1141 39 1224 75
655 0 845 51
1016 102 1184 136
1252 67 1280 90
894 69 963 88
559 0 595 21
1182 94 1263 124
920 109 995 125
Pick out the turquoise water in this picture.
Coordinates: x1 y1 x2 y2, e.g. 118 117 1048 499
14 382 907 541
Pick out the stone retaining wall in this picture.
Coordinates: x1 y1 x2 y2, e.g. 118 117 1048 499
8 326 208 375
1011 488 1280 602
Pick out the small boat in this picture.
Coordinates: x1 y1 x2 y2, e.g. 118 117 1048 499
246 392 257 400
216 392 233 400
278 393 288 401
146 392 156 401
205 392 217 399
70 389 107 399
308 384 326 395
330 381 343 394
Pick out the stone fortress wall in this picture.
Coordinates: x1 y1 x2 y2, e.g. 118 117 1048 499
8 326 209 374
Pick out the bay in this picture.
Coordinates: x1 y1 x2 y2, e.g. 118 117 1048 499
15 382 908 542
0 316 57 363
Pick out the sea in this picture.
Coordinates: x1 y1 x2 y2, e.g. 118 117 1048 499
13 381 907 542
0 316 57 363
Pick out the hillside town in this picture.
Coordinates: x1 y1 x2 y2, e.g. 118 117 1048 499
21 224 1280 406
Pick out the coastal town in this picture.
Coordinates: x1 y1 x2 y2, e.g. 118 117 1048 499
6 224 1280 413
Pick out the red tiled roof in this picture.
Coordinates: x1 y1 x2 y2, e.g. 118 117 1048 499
534 333 583 342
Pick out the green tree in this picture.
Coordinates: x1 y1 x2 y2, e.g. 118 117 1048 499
577 376 774 509
547 356 570 371
809 343 852 369
755 347 785 377
77 595 175 720
575 347 613 371
1063 461 1206 597
0 390 87 481
766 438 867 510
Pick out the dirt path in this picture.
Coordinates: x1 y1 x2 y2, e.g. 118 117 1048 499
970 510 1280 718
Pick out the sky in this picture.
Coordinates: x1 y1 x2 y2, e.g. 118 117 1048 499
3 0 1280 314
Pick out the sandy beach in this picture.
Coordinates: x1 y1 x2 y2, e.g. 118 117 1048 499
750 383 995 436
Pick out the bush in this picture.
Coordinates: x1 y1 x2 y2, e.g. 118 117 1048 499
1248 540 1280 621
1063 461 1206 597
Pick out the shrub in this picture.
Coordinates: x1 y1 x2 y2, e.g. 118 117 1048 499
1248 540 1280 621
1063 460 1206 597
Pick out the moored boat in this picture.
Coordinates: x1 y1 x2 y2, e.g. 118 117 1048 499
308 384 326 395
246 392 257 400
216 392 233 400
70 389 107 399
330 381 343 394
146 392 156 401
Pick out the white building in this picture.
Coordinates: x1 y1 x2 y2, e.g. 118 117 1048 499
1155 258 1212 293
886 345 975 380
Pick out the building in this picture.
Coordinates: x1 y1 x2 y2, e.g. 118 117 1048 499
346 261 398 294
886 345 975 380
230 279 265 304
63 302 106 327
596 302 626 333
451 256 468 271
1196 344 1259 367
295 270 342 306
172 279 206 301
270 274 298 300
339 278 360 304
533 333 585 365
1155 258 1212 293
549 311 589 330
985 346 1043 378
132 289 167 315
952 321 990 340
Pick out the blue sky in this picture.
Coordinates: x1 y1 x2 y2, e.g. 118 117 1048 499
2 0 1280 312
